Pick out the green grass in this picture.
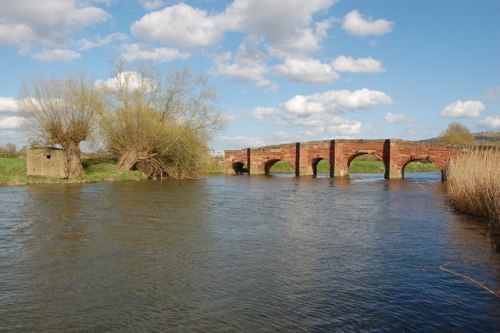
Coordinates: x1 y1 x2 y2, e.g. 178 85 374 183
0 157 145 186
206 157 225 175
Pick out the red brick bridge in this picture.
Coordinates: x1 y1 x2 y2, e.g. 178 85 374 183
224 139 469 179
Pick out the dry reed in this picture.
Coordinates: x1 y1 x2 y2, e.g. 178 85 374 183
447 149 500 251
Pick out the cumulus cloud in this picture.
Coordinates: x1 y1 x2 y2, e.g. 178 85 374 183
0 97 18 112
282 88 393 116
139 0 165 10
218 135 269 150
252 107 279 120
478 115 500 130
95 71 157 92
131 0 337 55
327 118 363 136
0 0 109 46
77 32 127 50
121 43 190 62
0 116 25 129
441 100 485 118
30 49 81 62
224 0 334 37
131 3 223 49
331 55 384 73
276 57 340 84
250 88 392 138
211 39 277 90
267 20 332 57
385 112 411 123
342 10 393 37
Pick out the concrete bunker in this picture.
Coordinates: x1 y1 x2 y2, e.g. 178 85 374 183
26 147 67 178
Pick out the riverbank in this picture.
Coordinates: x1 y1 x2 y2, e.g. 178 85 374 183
1 156 440 185
447 149 500 251
0 158 146 186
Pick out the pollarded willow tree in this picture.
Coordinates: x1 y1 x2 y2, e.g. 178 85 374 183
18 73 104 178
99 61 223 179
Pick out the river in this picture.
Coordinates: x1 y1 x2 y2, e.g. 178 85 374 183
0 173 499 332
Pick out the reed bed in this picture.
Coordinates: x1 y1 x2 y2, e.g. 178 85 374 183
447 149 500 251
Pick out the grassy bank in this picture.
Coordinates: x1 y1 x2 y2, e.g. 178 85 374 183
447 149 500 251
0 157 145 186
1 155 441 185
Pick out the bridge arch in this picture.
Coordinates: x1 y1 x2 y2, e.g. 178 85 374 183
264 159 296 175
231 161 247 174
311 157 326 177
346 152 385 176
401 157 444 179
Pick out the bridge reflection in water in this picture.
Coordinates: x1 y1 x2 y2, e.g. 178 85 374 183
224 139 467 179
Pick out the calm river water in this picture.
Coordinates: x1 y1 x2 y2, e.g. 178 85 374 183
0 173 499 332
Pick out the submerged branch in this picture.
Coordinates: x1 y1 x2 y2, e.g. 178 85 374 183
419 262 499 297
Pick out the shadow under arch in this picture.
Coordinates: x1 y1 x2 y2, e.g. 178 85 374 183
232 161 247 174
312 157 331 177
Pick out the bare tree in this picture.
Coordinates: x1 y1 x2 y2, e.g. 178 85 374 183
18 73 103 178
99 62 223 179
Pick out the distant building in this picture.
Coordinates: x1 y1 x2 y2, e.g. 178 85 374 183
26 147 67 178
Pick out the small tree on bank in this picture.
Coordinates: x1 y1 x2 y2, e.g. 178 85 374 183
440 122 475 145
18 74 103 178
5 143 17 154
99 62 223 179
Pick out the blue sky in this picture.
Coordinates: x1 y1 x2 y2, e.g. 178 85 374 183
0 0 499 151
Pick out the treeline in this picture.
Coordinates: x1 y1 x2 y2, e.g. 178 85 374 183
18 61 223 179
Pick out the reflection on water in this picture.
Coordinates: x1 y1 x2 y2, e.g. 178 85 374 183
0 174 499 332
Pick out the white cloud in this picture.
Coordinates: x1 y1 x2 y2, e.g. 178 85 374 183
224 0 335 39
131 3 223 49
0 23 34 45
282 88 393 116
267 20 332 57
139 0 165 10
218 135 269 150
131 0 337 55
77 32 127 50
276 57 340 84
250 88 392 139
211 39 276 90
478 115 500 130
385 112 411 123
0 116 25 129
31 49 81 62
0 97 18 112
441 100 485 118
327 118 363 136
342 10 393 37
121 44 190 62
95 71 157 92
484 86 500 100
0 0 109 46
252 107 279 120
331 55 384 73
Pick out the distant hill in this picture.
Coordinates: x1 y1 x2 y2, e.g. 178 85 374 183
419 131 500 146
